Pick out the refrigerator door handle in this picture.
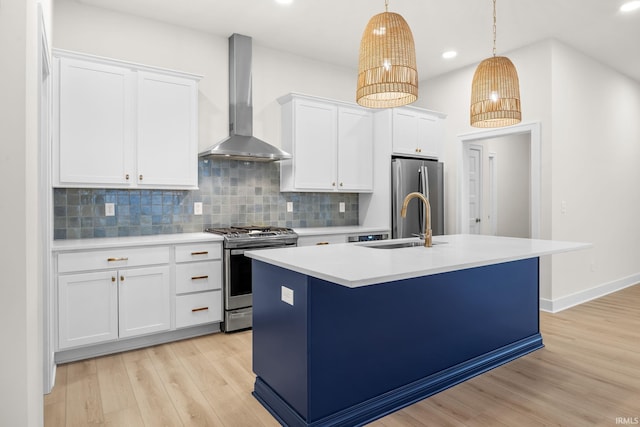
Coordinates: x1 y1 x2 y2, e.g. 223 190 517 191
418 165 430 235
392 160 404 238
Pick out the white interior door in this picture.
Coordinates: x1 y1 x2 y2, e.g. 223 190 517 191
467 144 482 234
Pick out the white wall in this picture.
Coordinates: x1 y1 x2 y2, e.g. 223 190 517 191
486 134 530 238
422 39 640 307
549 41 640 304
53 0 356 153
0 0 49 425
422 41 554 299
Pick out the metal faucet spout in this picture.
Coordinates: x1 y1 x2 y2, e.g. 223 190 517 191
400 192 432 248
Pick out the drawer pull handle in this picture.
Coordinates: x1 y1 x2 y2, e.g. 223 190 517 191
191 307 209 313
191 251 209 256
191 275 209 280
316 242 330 245
107 257 128 262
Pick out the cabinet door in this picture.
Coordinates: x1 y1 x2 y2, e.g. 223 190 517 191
56 58 134 186
417 114 444 159
136 71 198 188
337 107 373 192
391 109 420 156
119 266 171 338
58 271 118 349
292 99 337 190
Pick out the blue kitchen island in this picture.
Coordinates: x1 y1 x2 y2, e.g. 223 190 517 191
245 234 588 427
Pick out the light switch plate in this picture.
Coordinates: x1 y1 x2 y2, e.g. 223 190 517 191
105 203 115 216
194 202 203 215
281 286 294 306
286 201 293 212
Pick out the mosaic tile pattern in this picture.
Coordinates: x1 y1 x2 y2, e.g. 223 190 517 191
53 159 359 239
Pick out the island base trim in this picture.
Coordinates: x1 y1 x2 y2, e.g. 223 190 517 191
253 333 544 427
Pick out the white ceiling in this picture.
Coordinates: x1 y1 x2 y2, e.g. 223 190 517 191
76 0 640 83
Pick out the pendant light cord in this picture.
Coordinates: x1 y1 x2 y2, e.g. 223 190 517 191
385 0 389 12
492 0 497 57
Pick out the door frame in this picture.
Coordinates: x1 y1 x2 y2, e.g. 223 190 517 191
466 143 483 234
457 122 541 238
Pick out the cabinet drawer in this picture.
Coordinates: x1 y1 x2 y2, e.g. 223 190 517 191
175 261 222 294
175 243 221 263
58 246 170 273
297 234 347 246
175 291 222 328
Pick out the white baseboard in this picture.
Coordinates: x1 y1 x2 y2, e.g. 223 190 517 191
540 273 640 313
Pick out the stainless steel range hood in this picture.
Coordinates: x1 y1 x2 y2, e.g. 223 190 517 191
199 34 291 162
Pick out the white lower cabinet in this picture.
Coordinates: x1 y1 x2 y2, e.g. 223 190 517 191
58 271 118 349
55 240 222 355
118 266 170 338
174 243 223 329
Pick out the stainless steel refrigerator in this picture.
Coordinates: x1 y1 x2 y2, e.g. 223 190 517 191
391 156 444 238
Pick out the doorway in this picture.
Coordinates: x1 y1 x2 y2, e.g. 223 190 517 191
458 122 541 238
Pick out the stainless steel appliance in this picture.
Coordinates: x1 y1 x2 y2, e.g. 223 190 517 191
205 225 298 332
198 34 291 162
391 156 444 238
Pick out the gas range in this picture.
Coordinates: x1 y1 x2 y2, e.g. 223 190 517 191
205 225 298 249
205 225 298 332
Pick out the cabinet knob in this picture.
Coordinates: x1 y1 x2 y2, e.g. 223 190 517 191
125 174 130 180
332 182 336 187
111 276 116 282
139 174 143 181
120 275 125 282
339 182 343 187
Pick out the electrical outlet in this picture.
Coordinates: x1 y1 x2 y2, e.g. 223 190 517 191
105 203 115 216
194 202 203 215
339 202 346 213
287 201 293 212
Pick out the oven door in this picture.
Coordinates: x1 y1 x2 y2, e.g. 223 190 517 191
224 244 291 311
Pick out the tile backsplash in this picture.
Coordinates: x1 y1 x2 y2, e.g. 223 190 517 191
53 159 359 239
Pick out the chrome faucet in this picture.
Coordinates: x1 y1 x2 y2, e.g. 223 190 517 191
400 192 432 248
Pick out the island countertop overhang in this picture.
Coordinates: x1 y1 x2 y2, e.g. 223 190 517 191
244 234 591 288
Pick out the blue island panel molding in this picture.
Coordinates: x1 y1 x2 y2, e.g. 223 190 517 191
252 258 542 427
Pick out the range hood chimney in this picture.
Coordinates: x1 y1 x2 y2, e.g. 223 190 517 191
199 33 291 162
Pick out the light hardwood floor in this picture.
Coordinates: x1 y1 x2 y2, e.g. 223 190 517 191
45 284 640 426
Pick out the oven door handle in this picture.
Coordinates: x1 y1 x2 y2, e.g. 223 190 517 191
230 245 290 256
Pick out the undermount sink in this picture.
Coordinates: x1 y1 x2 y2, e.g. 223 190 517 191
361 240 446 249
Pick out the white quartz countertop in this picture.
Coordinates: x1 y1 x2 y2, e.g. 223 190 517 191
245 234 591 288
51 232 223 252
293 226 390 237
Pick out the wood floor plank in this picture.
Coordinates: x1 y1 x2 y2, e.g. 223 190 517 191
95 354 137 415
123 351 184 426
65 359 104 426
44 284 640 427
147 344 225 427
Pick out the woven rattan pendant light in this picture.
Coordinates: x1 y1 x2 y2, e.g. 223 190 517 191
356 0 418 108
470 0 521 128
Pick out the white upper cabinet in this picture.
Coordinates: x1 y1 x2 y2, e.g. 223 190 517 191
391 107 446 159
56 57 134 186
136 71 198 187
337 106 373 192
279 94 373 192
53 50 201 189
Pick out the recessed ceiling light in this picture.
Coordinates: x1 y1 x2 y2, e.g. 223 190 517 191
442 50 458 59
620 1 640 12
275 0 293 5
